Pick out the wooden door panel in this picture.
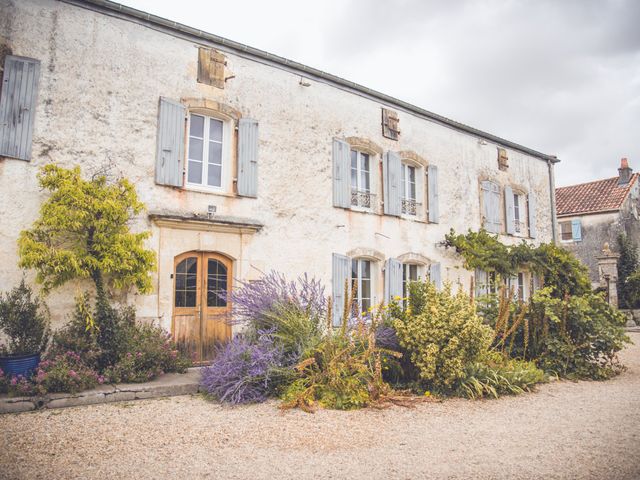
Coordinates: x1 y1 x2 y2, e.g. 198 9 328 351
173 313 200 361
172 251 232 365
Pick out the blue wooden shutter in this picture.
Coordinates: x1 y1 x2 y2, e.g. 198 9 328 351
0 56 40 161
428 165 439 223
155 97 186 187
383 151 401 215
481 181 492 230
571 219 582 241
430 263 442 290
481 181 501 233
504 186 515 234
384 258 403 303
332 253 350 326
528 193 537 239
332 138 351 208
237 118 259 197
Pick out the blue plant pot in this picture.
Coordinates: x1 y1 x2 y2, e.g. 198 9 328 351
0 353 41 378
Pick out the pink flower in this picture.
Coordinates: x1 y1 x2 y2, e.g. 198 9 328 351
10 377 17 386
68 370 78 377
97 375 105 384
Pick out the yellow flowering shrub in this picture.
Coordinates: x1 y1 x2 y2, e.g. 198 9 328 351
392 281 493 392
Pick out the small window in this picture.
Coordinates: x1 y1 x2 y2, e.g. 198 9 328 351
513 192 526 234
186 113 225 189
351 150 373 209
560 221 573 241
351 258 372 313
507 272 527 301
401 163 418 216
402 263 420 299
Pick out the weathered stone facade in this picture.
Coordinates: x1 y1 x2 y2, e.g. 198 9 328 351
0 0 558 343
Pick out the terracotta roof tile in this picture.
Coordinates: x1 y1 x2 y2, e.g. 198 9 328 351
556 173 638 216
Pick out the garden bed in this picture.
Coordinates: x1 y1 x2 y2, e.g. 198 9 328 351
0 367 202 413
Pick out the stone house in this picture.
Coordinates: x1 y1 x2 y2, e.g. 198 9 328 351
556 159 639 288
0 0 559 362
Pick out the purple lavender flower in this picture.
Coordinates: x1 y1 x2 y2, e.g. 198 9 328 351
227 271 326 325
200 332 285 404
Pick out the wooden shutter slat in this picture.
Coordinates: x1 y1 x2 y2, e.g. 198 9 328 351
384 151 401 215
237 118 259 197
384 258 403 303
332 138 351 208
504 186 515 234
332 253 350 326
528 193 537 239
0 56 40 161
428 165 439 223
155 97 185 187
430 263 442 290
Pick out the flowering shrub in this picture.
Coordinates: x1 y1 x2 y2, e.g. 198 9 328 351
391 281 494 393
200 332 287 404
104 322 190 383
31 351 102 395
230 271 326 329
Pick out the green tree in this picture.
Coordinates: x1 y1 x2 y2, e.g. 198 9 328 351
18 165 156 364
617 233 640 308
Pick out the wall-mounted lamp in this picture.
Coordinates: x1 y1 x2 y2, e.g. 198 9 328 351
477 139 488 146
299 76 311 87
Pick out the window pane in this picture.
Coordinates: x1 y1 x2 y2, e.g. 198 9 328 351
185 290 196 307
361 170 370 192
408 166 416 183
186 274 197 290
189 115 204 137
208 141 222 166
188 160 203 184
207 259 228 307
209 118 223 142
360 153 369 172
362 260 371 279
401 165 406 196
351 150 357 169
188 137 203 161
351 259 358 281
409 264 418 281
175 291 185 308
208 164 222 187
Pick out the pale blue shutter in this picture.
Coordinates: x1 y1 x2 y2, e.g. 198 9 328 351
475 269 488 297
384 258 403 303
481 181 501 233
155 97 185 187
0 56 40 161
571 219 582 241
528 193 537 239
428 165 439 223
504 186 515 234
332 138 351 208
481 181 492 230
430 263 442 290
332 253 350 326
237 118 259 197
383 151 402 215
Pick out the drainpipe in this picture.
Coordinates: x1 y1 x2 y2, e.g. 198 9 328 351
547 158 558 244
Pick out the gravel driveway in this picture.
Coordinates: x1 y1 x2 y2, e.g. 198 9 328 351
2 332 639 480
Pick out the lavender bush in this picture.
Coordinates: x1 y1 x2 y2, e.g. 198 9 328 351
200 332 289 404
229 271 326 326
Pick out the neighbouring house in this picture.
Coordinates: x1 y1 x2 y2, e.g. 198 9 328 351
556 158 640 287
0 0 559 362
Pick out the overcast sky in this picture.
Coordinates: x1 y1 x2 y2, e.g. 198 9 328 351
121 0 639 187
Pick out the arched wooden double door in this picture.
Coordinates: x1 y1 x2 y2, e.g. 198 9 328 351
173 251 232 364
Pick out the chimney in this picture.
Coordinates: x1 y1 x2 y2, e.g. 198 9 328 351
618 157 632 185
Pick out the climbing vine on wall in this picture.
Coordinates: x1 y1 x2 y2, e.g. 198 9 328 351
443 229 591 298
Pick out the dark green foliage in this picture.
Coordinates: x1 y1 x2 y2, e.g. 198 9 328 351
617 233 640 309
457 353 546 399
444 229 591 297
0 279 50 356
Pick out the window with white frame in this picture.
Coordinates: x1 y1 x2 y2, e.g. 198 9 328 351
351 258 372 313
513 191 527 234
187 113 225 189
507 272 527 301
402 263 420 299
401 163 418 215
476 269 498 297
351 150 373 209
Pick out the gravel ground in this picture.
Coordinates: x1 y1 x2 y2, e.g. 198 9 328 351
2 333 639 480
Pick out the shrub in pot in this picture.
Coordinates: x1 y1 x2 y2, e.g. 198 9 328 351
0 280 51 377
